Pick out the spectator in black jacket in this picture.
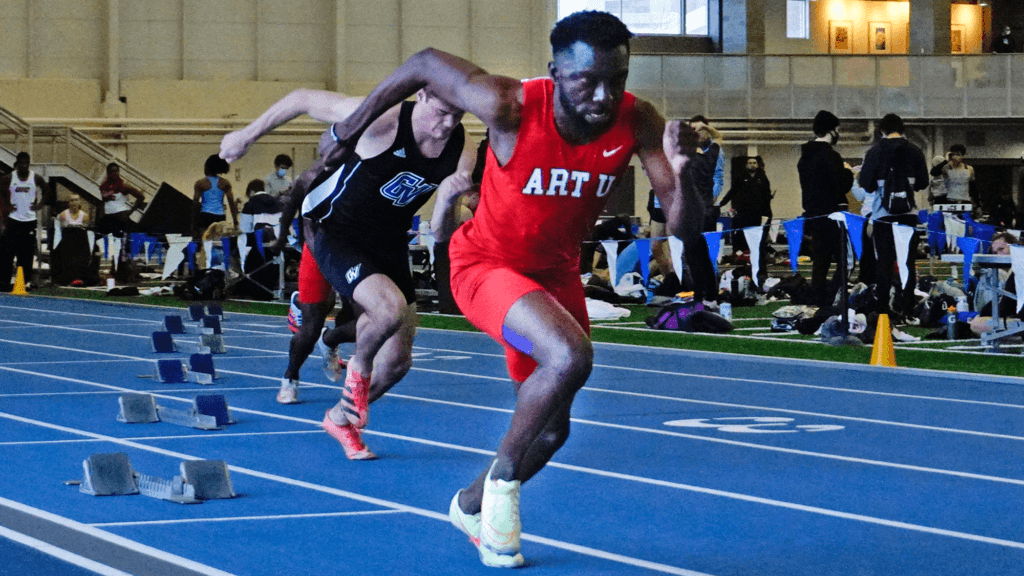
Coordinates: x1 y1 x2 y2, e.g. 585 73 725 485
719 156 772 254
858 113 929 322
797 110 854 306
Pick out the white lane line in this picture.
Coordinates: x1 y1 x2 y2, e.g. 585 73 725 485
0 359 150 367
5 408 1024 556
409 365 1024 441
0 430 322 447
8 361 1024 503
5 313 1021 414
0 411 712 576
0 525 135 576
7 309 1022 406
0 497 237 576
91 510 405 527
10 361 1024 488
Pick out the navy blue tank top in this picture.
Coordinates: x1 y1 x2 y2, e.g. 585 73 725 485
302 101 464 251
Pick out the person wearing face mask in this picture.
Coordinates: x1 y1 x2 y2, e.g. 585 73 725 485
719 156 772 256
797 110 854 306
265 154 293 199
969 232 1022 335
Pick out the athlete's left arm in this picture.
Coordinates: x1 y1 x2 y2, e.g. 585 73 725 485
31 174 48 211
223 179 239 223
634 100 701 239
429 137 479 243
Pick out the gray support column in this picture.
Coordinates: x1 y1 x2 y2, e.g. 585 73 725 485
102 0 126 118
722 0 762 54
910 0 951 55
332 0 346 92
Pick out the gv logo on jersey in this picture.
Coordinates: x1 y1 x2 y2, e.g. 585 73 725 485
380 172 438 207
346 264 361 284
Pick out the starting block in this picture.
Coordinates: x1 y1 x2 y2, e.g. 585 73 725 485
80 452 139 496
117 393 159 424
153 331 219 355
164 315 185 334
117 393 233 430
151 331 176 353
202 333 226 354
206 304 224 320
187 305 206 322
181 460 235 500
78 452 233 503
154 354 217 385
202 316 222 334
166 315 213 336
155 359 214 384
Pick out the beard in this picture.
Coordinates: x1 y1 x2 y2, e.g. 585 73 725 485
557 88 614 135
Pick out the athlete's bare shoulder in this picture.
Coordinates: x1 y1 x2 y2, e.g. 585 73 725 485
472 76 524 165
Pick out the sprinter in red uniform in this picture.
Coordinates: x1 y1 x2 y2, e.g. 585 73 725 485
295 11 701 568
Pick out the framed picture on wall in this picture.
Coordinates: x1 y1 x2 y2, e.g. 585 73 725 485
868 22 891 54
951 24 966 54
830 20 853 54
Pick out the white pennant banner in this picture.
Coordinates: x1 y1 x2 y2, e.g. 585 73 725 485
892 223 915 288
944 214 965 251
238 234 251 270
601 240 619 286
769 219 781 243
52 219 62 249
161 241 191 279
1011 245 1024 314
668 236 684 282
203 240 214 269
423 232 436 264
742 226 764 286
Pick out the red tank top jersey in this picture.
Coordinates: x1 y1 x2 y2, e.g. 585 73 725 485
452 77 640 272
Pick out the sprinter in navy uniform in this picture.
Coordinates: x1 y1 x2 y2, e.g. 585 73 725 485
221 89 476 458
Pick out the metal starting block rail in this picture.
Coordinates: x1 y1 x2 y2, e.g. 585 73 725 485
78 452 235 503
152 331 224 355
118 393 234 430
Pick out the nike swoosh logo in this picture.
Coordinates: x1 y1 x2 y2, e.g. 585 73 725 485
603 145 623 157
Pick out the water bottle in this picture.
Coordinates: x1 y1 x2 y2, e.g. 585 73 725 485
946 306 956 340
956 296 969 314
720 302 732 321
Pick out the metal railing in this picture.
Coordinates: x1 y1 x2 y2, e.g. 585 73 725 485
628 53 1024 120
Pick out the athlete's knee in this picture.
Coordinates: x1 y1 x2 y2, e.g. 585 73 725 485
362 288 408 334
543 337 593 389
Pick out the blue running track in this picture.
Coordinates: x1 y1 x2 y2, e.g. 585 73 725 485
1 294 1023 575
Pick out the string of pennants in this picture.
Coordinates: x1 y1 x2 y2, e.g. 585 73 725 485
406 209 1024 299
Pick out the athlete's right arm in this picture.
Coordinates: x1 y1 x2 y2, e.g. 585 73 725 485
220 89 365 163
330 48 522 162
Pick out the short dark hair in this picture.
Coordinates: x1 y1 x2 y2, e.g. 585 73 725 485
274 154 292 168
991 231 1020 246
246 179 265 195
879 113 904 135
550 11 633 56
106 162 119 172
949 144 967 156
205 154 230 176
812 110 840 137
689 115 709 125
15 152 30 163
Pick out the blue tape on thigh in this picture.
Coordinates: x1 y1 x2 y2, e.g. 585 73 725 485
501 325 533 356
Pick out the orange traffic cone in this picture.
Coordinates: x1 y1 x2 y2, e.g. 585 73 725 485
869 313 896 367
10 266 28 296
